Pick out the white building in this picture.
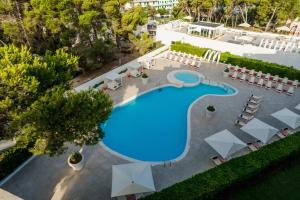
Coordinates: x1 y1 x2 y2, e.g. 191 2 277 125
130 0 178 10
187 22 224 39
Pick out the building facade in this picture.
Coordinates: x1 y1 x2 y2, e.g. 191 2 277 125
131 0 178 9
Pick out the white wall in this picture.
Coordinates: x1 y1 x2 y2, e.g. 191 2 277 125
156 28 300 69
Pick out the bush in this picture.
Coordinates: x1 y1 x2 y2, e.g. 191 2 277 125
170 42 300 81
0 146 32 180
69 152 82 164
142 133 300 200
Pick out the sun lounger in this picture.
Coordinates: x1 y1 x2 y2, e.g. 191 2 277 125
244 107 258 114
248 98 261 104
173 55 178 61
197 61 202 68
257 78 264 87
240 67 246 74
276 83 283 93
240 73 246 81
240 114 254 121
256 71 262 78
249 69 255 76
250 95 262 101
282 77 288 85
211 156 225 166
272 75 279 83
247 141 261 151
234 65 240 71
190 60 196 67
184 58 190 65
248 76 255 84
232 72 238 80
235 119 247 126
286 86 294 96
265 80 272 89
293 80 299 87
246 103 259 110
179 56 184 63
264 73 271 80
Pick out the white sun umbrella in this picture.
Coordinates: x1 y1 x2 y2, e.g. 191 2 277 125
271 108 300 129
204 129 247 159
295 103 300 110
238 22 251 28
111 163 155 198
241 118 279 144
276 26 290 32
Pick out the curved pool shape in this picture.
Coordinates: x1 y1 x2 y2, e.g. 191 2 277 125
101 83 236 162
175 72 199 83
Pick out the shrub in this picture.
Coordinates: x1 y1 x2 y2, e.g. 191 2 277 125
170 42 300 81
142 133 300 200
69 152 82 164
207 105 215 112
0 146 32 180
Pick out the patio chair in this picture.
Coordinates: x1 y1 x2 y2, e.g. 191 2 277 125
249 69 255 76
257 78 264 87
286 86 294 96
231 72 238 80
211 156 225 166
276 83 283 93
240 67 247 74
107 81 121 91
292 80 299 87
240 73 247 81
248 76 255 84
239 114 254 121
264 73 271 80
282 77 288 85
272 75 279 83
256 71 262 78
265 80 272 89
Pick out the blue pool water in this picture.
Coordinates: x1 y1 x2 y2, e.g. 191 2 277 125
175 72 199 83
101 83 236 162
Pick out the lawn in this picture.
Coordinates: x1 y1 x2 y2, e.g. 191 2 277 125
222 157 300 200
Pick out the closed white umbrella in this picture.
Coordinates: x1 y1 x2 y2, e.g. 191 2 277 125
204 129 247 159
241 118 279 144
238 22 251 28
271 108 300 129
111 163 155 197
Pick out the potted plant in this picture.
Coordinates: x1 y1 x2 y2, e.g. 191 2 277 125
223 67 229 77
141 73 149 85
68 151 84 171
206 105 216 118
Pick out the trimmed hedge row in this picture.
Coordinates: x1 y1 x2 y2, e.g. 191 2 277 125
143 133 300 200
0 146 32 180
170 42 300 81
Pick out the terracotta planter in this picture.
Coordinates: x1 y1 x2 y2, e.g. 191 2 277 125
206 106 216 118
142 77 149 85
68 153 84 171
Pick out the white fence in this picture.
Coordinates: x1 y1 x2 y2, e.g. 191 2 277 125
156 28 300 69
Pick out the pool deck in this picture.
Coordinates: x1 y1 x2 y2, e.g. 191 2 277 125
1 58 300 200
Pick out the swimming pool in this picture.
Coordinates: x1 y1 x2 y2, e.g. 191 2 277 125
175 72 199 83
101 83 236 162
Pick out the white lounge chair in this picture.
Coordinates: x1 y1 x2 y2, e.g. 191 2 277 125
197 61 202 68
232 72 238 80
246 103 259 110
240 114 254 121
240 73 246 81
241 67 246 74
286 86 294 96
179 56 184 63
185 58 191 65
292 80 299 87
173 55 178 61
249 69 255 76
248 76 255 84
272 75 279 83
256 71 262 78
265 80 272 89
191 60 196 67
257 78 264 87
169 54 174 60
250 95 262 101
244 107 258 114
276 83 283 93
247 141 262 151
264 73 271 80
282 77 288 85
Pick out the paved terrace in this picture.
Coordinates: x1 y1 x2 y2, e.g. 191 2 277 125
1 57 300 200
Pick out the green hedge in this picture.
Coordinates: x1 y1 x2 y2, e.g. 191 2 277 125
143 133 300 200
171 42 300 81
0 146 32 180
